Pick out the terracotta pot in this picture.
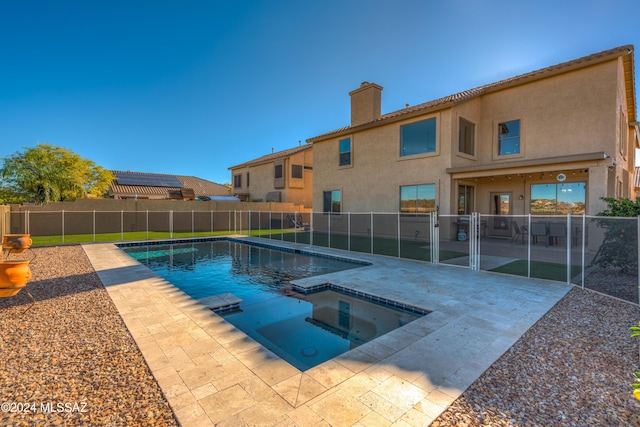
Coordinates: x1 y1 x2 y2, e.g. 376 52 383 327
2 234 33 253
0 261 32 297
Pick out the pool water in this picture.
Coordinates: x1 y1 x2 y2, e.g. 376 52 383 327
122 239 426 370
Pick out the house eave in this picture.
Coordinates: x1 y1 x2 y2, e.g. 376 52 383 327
446 152 609 179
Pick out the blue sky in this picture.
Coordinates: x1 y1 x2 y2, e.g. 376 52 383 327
1 0 638 185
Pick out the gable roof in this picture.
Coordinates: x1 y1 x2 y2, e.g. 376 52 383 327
308 45 636 142
109 170 228 198
229 143 312 170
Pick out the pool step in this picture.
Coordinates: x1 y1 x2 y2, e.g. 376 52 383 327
198 293 242 313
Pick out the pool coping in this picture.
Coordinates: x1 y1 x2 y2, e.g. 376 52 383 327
83 236 571 426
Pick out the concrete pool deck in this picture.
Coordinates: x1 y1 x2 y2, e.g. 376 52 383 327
83 237 571 426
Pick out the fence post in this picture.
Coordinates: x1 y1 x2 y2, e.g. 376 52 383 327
192 210 195 236
370 212 373 254
328 211 331 248
348 212 351 252
397 212 401 258
146 210 149 240
294 211 297 244
62 210 65 244
581 214 586 290
310 212 314 246
269 211 272 239
93 210 96 243
566 214 571 285
527 213 531 278
248 210 251 237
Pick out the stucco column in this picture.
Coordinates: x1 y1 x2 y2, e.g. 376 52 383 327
587 165 610 215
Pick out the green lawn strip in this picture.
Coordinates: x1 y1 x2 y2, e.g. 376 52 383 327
490 259 582 282
30 230 236 246
28 230 461 265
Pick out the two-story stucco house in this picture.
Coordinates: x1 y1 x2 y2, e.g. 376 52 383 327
308 45 638 237
229 143 313 209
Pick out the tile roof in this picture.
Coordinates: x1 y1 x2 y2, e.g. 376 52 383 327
109 171 228 198
308 45 636 142
228 143 312 169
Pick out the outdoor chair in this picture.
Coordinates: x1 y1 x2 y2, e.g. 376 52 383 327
530 222 548 245
511 221 528 244
549 223 566 246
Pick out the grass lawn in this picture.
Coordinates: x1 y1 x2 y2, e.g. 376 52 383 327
31 230 236 246
30 229 467 264
490 259 582 282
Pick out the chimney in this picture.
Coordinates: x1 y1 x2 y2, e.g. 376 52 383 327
349 82 383 126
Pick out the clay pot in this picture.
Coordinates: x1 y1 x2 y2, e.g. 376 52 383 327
2 234 33 253
0 261 32 297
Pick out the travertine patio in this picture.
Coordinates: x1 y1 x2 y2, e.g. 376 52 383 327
83 237 570 426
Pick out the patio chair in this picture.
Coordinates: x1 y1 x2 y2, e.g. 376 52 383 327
549 223 566 246
530 222 548 245
511 221 528 244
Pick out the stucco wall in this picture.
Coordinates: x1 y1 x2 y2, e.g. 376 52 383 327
313 56 634 216
313 110 453 213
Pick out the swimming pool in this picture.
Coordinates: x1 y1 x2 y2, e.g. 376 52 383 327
121 238 428 370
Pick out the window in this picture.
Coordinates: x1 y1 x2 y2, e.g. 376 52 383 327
498 120 520 155
458 118 475 156
323 190 341 213
291 164 303 179
274 164 283 179
233 174 242 188
400 184 436 213
530 182 586 215
339 138 351 166
246 172 250 187
401 118 436 156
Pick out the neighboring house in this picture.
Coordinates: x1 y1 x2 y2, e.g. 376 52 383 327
228 144 313 208
108 170 229 200
308 45 638 237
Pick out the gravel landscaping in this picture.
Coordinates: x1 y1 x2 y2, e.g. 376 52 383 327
0 246 177 426
1 245 639 426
